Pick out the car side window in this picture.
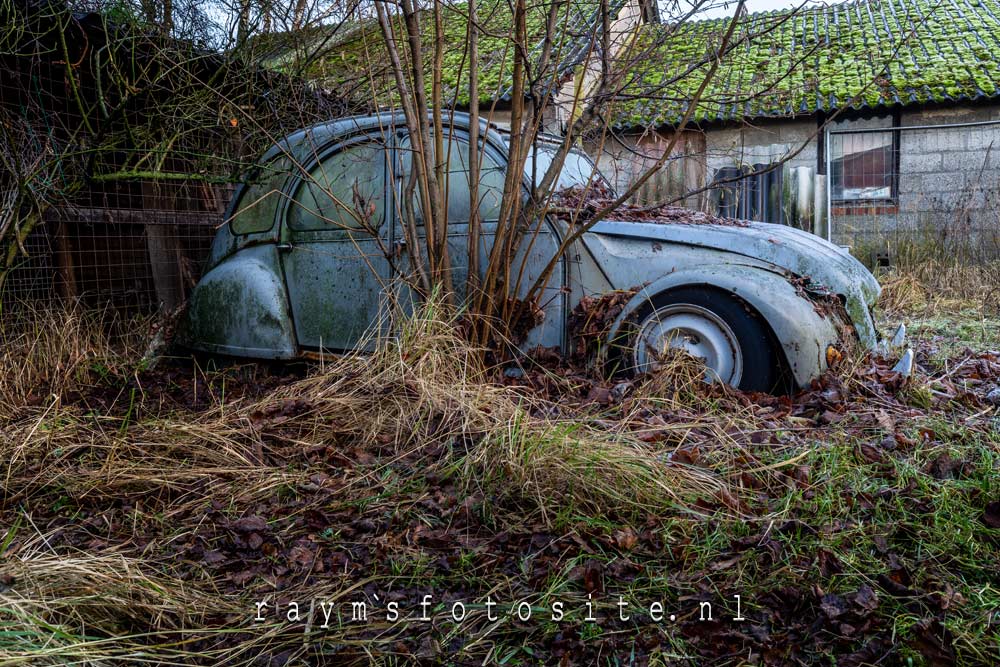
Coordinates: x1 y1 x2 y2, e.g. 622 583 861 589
288 141 386 232
398 136 506 225
230 157 292 235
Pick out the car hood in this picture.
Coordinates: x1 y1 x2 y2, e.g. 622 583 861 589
588 219 881 305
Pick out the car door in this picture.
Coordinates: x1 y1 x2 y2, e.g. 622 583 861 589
391 130 566 349
279 135 391 352
390 131 503 302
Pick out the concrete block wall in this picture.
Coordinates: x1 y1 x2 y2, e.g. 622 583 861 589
595 102 1000 261
835 104 1000 258
703 118 818 180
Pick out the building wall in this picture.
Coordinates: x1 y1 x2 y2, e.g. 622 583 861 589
590 118 817 202
833 104 1000 261
586 129 708 209
553 0 648 131
595 102 1000 262
588 118 819 229
703 117 819 183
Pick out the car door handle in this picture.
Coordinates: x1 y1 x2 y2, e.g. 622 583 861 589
277 243 294 252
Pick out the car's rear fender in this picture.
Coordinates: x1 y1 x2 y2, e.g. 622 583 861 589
607 265 844 388
176 245 298 359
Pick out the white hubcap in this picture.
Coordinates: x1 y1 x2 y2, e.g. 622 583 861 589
634 304 743 385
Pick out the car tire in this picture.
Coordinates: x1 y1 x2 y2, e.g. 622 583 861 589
609 286 786 393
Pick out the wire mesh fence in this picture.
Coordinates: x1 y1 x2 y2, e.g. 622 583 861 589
0 13 238 319
0 1 344 322
1 173 235 317
828 119 1000 269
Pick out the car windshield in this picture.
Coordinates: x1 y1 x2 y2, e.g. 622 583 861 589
515 138 611 193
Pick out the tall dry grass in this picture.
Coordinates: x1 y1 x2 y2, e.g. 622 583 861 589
877 260 1000 316
0 299 741 663
0 302 149 418
1 299 729 521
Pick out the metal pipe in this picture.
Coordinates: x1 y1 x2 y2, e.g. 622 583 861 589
828 118 1000 134
825 126 832 242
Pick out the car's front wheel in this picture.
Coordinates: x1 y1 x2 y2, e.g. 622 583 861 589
612 287 785 393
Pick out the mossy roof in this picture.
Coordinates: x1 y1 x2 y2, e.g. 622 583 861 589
612 0 1000 129
271 0 621 109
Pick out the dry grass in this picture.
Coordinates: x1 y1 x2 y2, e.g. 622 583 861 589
631 349 715 407
876 261 1000 359
3 294 997 664
877 260 1000 316
0 300 737 663
0 549 383 664
0 302 149 418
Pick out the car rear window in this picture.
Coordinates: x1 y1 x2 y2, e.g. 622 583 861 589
229 157 292 235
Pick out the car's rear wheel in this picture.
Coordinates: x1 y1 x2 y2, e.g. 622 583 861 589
611 287 785 393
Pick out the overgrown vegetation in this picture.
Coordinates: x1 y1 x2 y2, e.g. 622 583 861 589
2 0 999 664
2 281 997 664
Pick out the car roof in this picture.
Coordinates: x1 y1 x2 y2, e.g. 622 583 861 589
258 111 513 166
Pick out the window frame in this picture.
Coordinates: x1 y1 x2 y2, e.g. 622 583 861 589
229 157 295 236
283 134 390 235
520 138 611 193
827 112 901 207
393 129 509 227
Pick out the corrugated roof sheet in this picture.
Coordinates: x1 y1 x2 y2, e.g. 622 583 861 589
612 0 1000 128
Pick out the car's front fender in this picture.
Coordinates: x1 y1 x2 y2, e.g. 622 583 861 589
176 245 298 359
607 265 845 388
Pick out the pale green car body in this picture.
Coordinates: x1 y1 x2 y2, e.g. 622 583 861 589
177 112 881 390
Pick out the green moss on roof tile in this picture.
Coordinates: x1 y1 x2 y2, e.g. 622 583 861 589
613 0 1000 128
270 0 614 108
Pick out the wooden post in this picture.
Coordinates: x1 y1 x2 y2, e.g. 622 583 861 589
53 215 78 301
143 181 186 311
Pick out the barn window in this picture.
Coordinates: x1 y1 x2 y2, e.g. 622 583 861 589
829 116 898 203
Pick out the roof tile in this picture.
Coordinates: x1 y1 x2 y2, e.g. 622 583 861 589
612 0 1000 128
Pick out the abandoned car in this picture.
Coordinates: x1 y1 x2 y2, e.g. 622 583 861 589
177 113 882 392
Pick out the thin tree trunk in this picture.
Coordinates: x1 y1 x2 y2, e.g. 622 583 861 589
473 0 528 344
373 1 432 294
236 0 251 48
432 0 447 283
293 0 308 30
399 0 450 298
466 0 481 297
523 0 748 308
493 0 527 329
